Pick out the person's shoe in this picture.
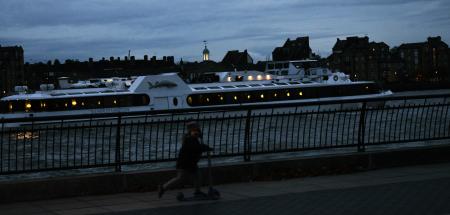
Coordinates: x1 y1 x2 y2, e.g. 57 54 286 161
158 185 165 199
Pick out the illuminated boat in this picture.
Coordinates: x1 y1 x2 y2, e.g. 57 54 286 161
0 60 391 119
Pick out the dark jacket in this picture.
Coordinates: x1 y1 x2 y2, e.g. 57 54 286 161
176 134 212 171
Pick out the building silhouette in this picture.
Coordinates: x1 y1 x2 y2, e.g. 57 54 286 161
394 36 449 82
272 37 312 61
221 49 253 70
0 45 24 95
328 36 390 81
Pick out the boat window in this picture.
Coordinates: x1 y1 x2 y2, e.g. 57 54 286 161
68 92 82 95
0 94 150 113
235 85 249 88
274 83 288 86
194 87 207 90
50 93 66 96
267 64 274 69
173 97 178 106
281 70 289 76
275 63 283 69
221 86 235 89
84 91 97 94
263 83 275 86
283 63 289 68
249 84 262 87
207 86 221 90
288 82 300 85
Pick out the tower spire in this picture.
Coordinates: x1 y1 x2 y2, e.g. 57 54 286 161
202 40 210 61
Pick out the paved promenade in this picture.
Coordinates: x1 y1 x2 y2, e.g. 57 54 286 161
2 162 450 215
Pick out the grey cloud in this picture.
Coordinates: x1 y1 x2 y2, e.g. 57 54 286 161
0 0 449 62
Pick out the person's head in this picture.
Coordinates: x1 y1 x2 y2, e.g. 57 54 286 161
186 121 201 138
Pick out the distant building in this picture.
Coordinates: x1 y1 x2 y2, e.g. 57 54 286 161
328 36 390 81
221 49 253 70
0 45 24 95
202 41 210 61
396 36 449 82
272 37 312 61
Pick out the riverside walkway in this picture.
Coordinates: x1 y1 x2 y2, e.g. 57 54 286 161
2 162 450 215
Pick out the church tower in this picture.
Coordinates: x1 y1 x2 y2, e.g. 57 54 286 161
202 40 210 61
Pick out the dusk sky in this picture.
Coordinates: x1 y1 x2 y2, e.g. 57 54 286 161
1 0 449 63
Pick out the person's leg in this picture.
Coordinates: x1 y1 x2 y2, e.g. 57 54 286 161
159 169 189 198
192 169 203 194
163 169 187 190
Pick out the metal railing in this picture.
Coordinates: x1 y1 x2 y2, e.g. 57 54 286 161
1 93 450 175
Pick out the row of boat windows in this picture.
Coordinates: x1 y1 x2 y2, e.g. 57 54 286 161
192 81 307 91
186 84 380 106
0 94 150 113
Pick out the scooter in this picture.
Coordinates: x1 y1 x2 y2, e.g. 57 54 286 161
176 151 221 201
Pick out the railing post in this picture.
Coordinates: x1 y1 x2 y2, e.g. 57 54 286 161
244 109 252 161
358 102 367 152
115 115 122 172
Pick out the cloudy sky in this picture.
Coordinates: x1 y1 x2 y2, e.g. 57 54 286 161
1 0 449 63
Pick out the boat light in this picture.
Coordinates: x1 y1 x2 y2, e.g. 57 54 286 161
247 95 251 99
220 96 224 101
233 96 238 101
113 100 117 104
206 97 210 102
187 96 193 104
248 76 253 81
299 91 303 96
257 75 263 80
72 100 77 106
227 77 232 82
25 102 32 111
260 94 264 99
9 104 13 111
287 92 290 97
266 75 271 80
